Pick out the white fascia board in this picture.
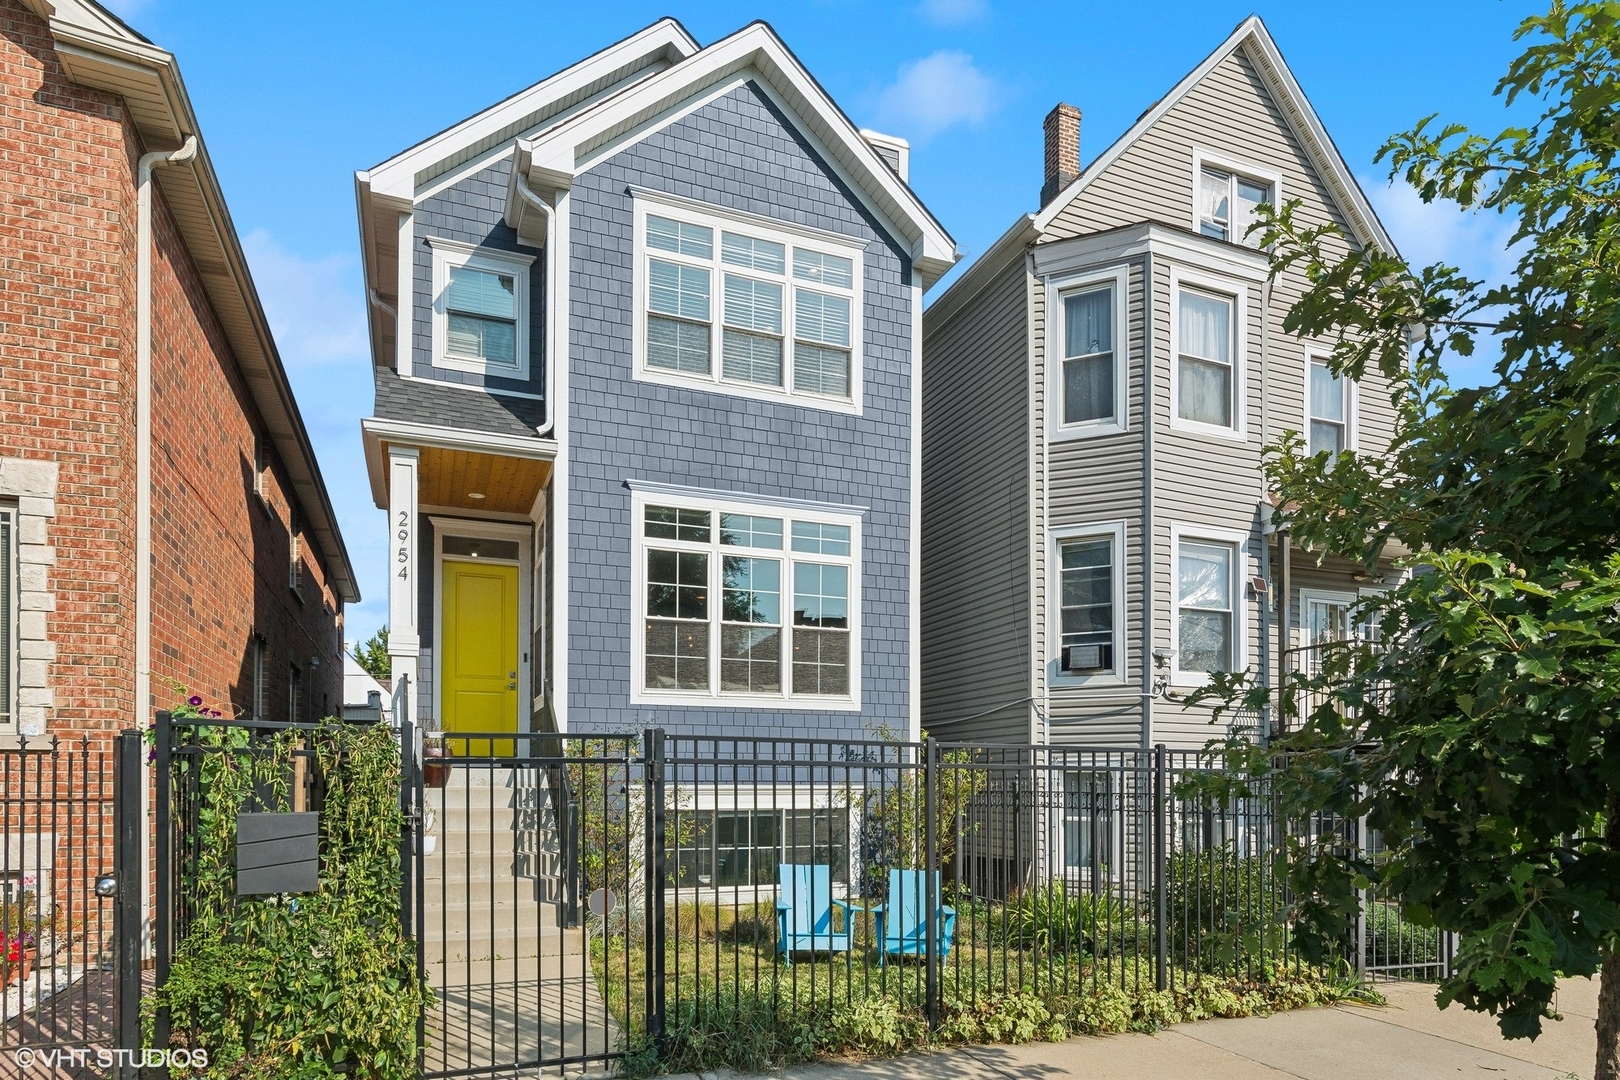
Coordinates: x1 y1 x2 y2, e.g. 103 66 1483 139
1031 223 1269 283
922 214 1040 335
365 19 699 201
1032 16 1393 258
362 417 559 463
519 23 957 285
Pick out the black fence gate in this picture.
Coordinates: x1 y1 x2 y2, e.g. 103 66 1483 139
0 732 141 1077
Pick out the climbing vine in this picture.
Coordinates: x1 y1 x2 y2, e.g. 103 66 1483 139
147 702 429 1078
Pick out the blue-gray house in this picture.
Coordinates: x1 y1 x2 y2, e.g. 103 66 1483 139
356 19 957 781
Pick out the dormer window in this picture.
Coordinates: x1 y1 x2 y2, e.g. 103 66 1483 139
429 239 533 379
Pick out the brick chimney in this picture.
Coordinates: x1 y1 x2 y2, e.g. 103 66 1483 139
1041 103 1081 207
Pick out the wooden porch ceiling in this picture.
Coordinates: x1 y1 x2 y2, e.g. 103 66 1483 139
411 446 552 515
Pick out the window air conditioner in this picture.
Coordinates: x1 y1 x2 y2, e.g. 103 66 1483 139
1061 644 1110 673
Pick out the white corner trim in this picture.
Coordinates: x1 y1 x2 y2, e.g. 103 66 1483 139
396 211 414 378
907 269 923 742
1044 263 1131 442
1168 522 1253 689
1047 520 1129 690
0 458 57 735
1167 265 1249 442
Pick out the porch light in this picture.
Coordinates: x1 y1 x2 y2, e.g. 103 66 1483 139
468 492 485 500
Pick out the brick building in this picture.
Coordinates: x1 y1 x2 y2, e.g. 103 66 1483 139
0 0 358 745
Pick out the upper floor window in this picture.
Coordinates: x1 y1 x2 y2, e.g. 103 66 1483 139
635 198 863 412
1308 359 1351 457
1049 266 1128 440
1199 168 1271 246
633 491 860 708
429 239 533 379
1175 286 1239 433
0 503 14 730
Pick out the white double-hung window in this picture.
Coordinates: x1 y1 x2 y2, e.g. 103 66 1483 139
635 195 863 410
633 489 860 708
1171 269 1245 438
1172 526 1248 683
1307 357 1352 457
429 239 533 379
1051 522 1126 682
1193 151 1279 248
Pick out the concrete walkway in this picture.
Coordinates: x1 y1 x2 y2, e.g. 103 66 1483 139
709 978 1598 1080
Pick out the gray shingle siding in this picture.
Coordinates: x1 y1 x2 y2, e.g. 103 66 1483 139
564 81 914 741
410 156 547 400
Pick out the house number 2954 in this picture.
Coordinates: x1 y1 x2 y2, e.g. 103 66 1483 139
397 510 410 580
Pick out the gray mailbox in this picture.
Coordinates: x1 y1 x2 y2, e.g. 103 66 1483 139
236 812 319 896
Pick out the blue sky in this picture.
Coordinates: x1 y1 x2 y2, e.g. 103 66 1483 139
103 0 1539 639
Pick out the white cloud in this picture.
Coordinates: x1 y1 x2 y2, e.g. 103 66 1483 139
1364 178 1522 387
916 0 988 27
874 51 1001 142
241 230 388 634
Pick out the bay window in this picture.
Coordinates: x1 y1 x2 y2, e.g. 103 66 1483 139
1175 535 1240 677
1054 524 1123 679
1062 287 1114 425
636 198 862 409
635 494 859 706
1175 285 1239 432
1308 358 1350 456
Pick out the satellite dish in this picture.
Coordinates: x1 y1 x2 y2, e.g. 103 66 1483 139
588 888 617 918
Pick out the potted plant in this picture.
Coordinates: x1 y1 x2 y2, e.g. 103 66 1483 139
422 729 452 789
420 804 438 856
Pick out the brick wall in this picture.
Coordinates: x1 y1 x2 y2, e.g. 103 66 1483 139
0 0 345 738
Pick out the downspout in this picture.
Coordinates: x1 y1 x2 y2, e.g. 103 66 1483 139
1257 502 1275 743
513 172 557 438
136 133 198 951
1140 251 1155 752
367 289 397 320
1277 528 1293 733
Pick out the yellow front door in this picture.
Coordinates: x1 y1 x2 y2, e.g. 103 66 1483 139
442 559 519 756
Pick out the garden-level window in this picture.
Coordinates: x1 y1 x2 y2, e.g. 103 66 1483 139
1063 772 1115 875
636 199 863 409
250 635 267 721
1061 287 1114 425
430 240 533 378
1199 168 1270 246
672 808 850 888
0 504 13 730
1309 359 1350 456
636 495 859 705
1176 538 1238 675
1176 288 1237 429
1058 536 1115 674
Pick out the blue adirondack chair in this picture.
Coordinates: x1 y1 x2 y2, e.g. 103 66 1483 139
775 864 858 964
871 868 955 964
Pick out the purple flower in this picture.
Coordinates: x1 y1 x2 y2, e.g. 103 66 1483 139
209 710 222 718
188 696 203 707
147 748 156 764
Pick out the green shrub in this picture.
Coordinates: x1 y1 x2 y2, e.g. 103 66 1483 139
146 715 431 1079
1367 901 1441 969
1165 846 1285 971
995 883 1150 958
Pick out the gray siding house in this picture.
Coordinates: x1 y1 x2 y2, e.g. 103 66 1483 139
354 19 955 773
922 17 1401 751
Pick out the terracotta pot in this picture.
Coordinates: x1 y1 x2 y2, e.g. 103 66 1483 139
15 950 31 984
423 741 452 789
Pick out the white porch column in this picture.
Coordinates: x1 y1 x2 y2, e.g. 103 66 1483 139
387 447 420 721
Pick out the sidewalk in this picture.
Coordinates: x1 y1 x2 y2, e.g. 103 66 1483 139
690 978 1597 1080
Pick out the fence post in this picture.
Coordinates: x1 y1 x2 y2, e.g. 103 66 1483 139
153 709 173 1052
1153 743 1167 992
923 736 938 1029
113 730 143 1069
1353 798 1367 981
399 717 416 939
643 728 667 1048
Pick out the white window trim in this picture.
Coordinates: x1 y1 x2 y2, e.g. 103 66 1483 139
1047 521 1128 688
0 503 15 733
1045 265 1130 441
429 515 534 737
629 487 862 711
428 237 534 380
630 195 865 415
669 783 860 904
1168 266 1248 442
1190 148 1284 247
1303 348 1357 456
1169 523 1251 689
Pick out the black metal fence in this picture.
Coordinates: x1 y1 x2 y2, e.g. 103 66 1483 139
0 733 138 1067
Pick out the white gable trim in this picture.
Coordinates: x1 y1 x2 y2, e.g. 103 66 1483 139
1031 16 1394 256
366 19 699 200
516 23 957 287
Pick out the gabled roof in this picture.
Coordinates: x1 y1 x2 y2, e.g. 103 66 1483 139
1032 15 1395 255
21 0 360 603
512 21 957 285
